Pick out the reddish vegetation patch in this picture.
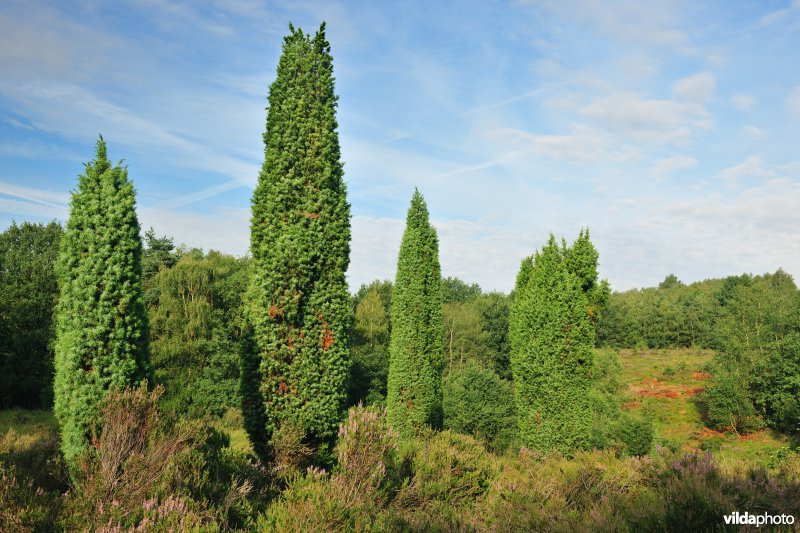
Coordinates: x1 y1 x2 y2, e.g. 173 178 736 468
640 389 680 399
640 377 667 387
684 386 706 397
698 427 726 440
693 371 711 380
623 401 642 409
277 382 290 395
302 211 320 219
632 377 680 399
322 328 334 351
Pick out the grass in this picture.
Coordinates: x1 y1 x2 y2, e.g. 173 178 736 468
616 348 790 466
0 409 56 437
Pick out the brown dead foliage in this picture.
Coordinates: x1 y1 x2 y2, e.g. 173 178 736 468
640 377 667 387
684 386 706 397
698 427 726 440
638 389 680 399
632 377 680 398
692 371 711 380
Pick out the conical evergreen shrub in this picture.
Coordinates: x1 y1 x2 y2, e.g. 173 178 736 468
386 190 445 436
509 234 596 454
54 136 150 469
243 23 351 456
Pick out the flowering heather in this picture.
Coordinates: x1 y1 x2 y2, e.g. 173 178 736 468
671 450 717 479
334 404 399 505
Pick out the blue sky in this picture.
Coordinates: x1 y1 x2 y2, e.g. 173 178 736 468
2 0 800 292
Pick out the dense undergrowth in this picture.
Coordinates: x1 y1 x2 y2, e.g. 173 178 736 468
2 390 799 532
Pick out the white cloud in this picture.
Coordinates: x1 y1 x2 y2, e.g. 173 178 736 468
0 180 70 207
0 140 82 161
462 85 559 116
717 155 775 185
743 125 765 139
0 197 67 221
650 156 697 181
0 81 260 200
731 94 756 112
672 72 715 102
596 178 800 290
486 125 638 165
614 53 660 81
577 92 710 142
349 216 404 288
349 214 547 292
139 206 250 256
759 0 800 27
524 0 690 49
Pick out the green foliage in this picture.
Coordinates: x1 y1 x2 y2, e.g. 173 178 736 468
397 430 495 507
441 276 481 304
0 221 63 408
564 228 609 324
474 292 512 379
149 251 249 418
141 227 179 308
597 269 799 353
617 414 656 456
442 363 517 451
244 23 351 454
702 270 800 435
509 233 596 454
262 406 401 532
704 362 764 433
387 190 445 436
751 333 800 434
349 286 390 406
442 301 488 371
57 384 259 531
53 137 150 470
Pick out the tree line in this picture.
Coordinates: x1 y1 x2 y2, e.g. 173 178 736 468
598 270 800 435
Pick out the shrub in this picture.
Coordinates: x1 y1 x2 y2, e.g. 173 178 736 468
660 451 729 531
751 333 800 434
0 463 60 531
704 365 763 433
387 190 445 437
395 430 494 508
60 384 216 531
244 23 352 456
269 421 313 484
261 474 361 533
54 138 150 471
618 414 656 457
261 406 402 532
334 405 398 506
442 363 517 451
509 233 598 455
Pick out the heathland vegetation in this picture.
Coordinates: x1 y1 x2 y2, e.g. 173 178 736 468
1 22 799 531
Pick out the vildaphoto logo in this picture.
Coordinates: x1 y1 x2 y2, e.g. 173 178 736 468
723 511 795 527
